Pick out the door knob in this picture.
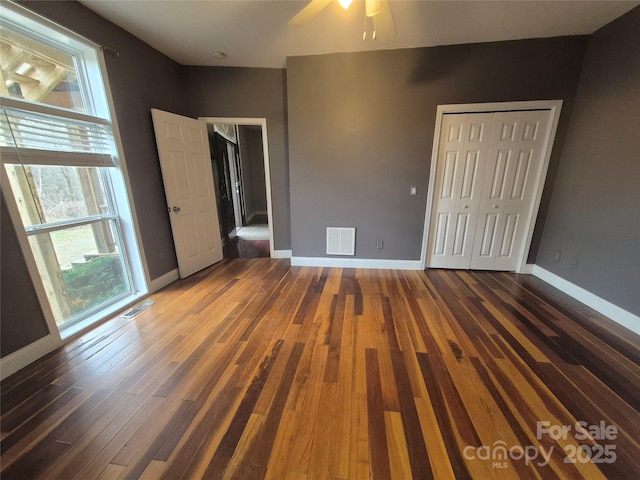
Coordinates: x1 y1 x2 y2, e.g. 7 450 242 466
172 206 181 213
462 205 469 209
492 205 499 209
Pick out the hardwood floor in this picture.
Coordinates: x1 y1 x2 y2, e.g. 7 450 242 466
1 259 639 479
222 238 270 259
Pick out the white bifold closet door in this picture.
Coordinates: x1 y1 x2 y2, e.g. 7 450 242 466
427 110 551 271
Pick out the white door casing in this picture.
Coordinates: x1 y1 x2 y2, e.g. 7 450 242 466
422 101 562 272
151 109 223 278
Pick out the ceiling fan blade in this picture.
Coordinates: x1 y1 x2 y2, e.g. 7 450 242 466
289 0 333 27
371 0 395 40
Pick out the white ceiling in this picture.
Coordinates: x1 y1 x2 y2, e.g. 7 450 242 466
78 0 639 68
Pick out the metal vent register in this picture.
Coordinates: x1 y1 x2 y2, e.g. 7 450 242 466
326 227 355 256
120 300 155 318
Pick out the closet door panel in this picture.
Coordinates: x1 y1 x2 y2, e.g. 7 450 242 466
428 113 493 268
471 110 551 270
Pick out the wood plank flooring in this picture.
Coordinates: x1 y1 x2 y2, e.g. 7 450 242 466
2 259 639 479
222 238 270 259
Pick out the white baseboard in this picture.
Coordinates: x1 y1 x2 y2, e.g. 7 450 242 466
519 263 535 274
532 266 640 335
0 334 61 381
148 268 179 293
271 249 292 259
291 256 422 270
255 210 268 216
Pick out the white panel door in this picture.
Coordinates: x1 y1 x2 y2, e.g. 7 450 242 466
470 110 551 270
427 113 494 268
151 109 223 278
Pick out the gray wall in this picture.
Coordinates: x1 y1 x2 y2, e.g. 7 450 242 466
183 67 291 250
287 37 588 259
238 126 257 219
537 7 640 316
248 126 268 214
238 125 268 219
1 199 50 357
2 1 187 357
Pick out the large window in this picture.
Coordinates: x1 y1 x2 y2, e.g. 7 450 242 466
1 2 146 334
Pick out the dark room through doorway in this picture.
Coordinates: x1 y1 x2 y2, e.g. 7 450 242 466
207 123 270 258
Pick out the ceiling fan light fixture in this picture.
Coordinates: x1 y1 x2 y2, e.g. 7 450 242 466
338 0 353 10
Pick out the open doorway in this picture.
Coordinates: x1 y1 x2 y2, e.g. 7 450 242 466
205 120 272 259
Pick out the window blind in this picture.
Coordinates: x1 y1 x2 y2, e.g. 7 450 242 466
0 106 116 167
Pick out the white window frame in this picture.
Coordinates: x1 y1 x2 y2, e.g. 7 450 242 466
0 1 148 359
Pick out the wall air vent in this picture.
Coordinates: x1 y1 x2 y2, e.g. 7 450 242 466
326 227 356 256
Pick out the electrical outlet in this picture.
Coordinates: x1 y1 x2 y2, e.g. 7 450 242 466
376 239 384 250
553 250 561 262
570 255 579 269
